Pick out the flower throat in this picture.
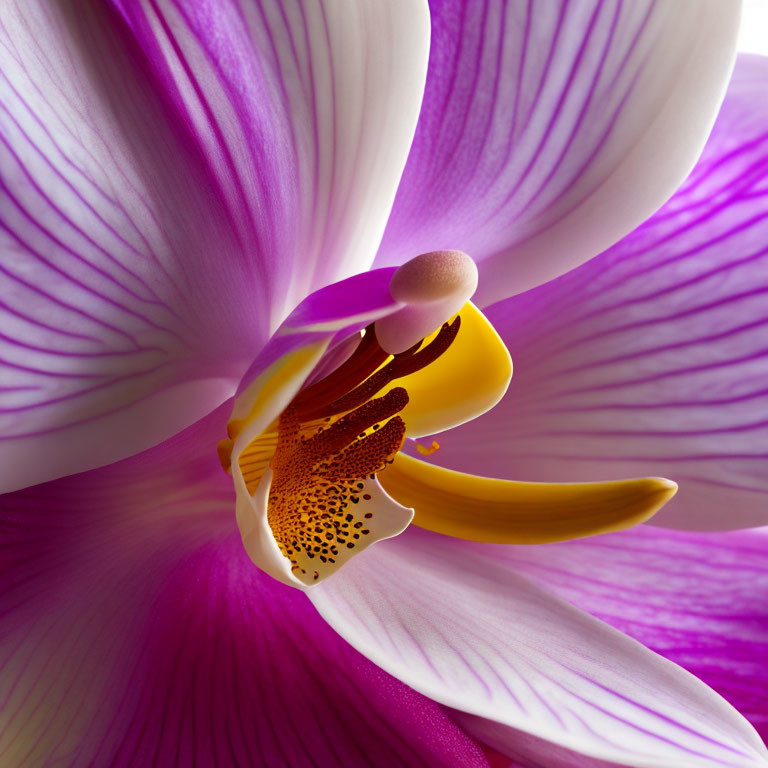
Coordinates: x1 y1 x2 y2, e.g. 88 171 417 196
234 318 460 581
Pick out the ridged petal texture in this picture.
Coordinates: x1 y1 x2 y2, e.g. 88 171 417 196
378 0 740 305
0 0 429 491
428 54 768 531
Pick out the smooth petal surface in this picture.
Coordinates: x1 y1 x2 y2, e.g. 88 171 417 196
429 54 768 530
379 301 512 438
0 0 429 490
0 405 487 767
311 527 768 768
483 525 768 745
381 451 676 544
378 0 741 305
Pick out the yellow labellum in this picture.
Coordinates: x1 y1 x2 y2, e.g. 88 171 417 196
380 452 677 544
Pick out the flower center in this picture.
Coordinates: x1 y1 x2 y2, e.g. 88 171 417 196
232 318 460 581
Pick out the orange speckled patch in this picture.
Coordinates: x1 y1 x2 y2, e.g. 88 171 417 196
268 389 408 580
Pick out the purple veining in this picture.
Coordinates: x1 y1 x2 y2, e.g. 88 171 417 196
1 3 766 767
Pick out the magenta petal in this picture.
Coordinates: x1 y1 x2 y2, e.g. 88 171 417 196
279 267 400 336
430 54 768 530
0 404 485 767
233 266 400 404
378 0 740 304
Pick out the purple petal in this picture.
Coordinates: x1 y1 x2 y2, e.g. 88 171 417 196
0 0 429 489
0 404 486 767
427 54 768 530
378 0 740 305
311 527 768 767
232 267 400 415
475 525 768 746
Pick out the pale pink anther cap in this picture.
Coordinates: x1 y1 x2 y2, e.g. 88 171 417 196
375 250 478 353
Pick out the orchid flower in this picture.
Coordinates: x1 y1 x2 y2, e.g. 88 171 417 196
1 1 767 766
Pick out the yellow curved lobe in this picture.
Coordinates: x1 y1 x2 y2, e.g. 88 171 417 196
379 302 513 438
380 452 677 544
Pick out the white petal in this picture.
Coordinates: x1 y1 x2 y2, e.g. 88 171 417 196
310 528 768 767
